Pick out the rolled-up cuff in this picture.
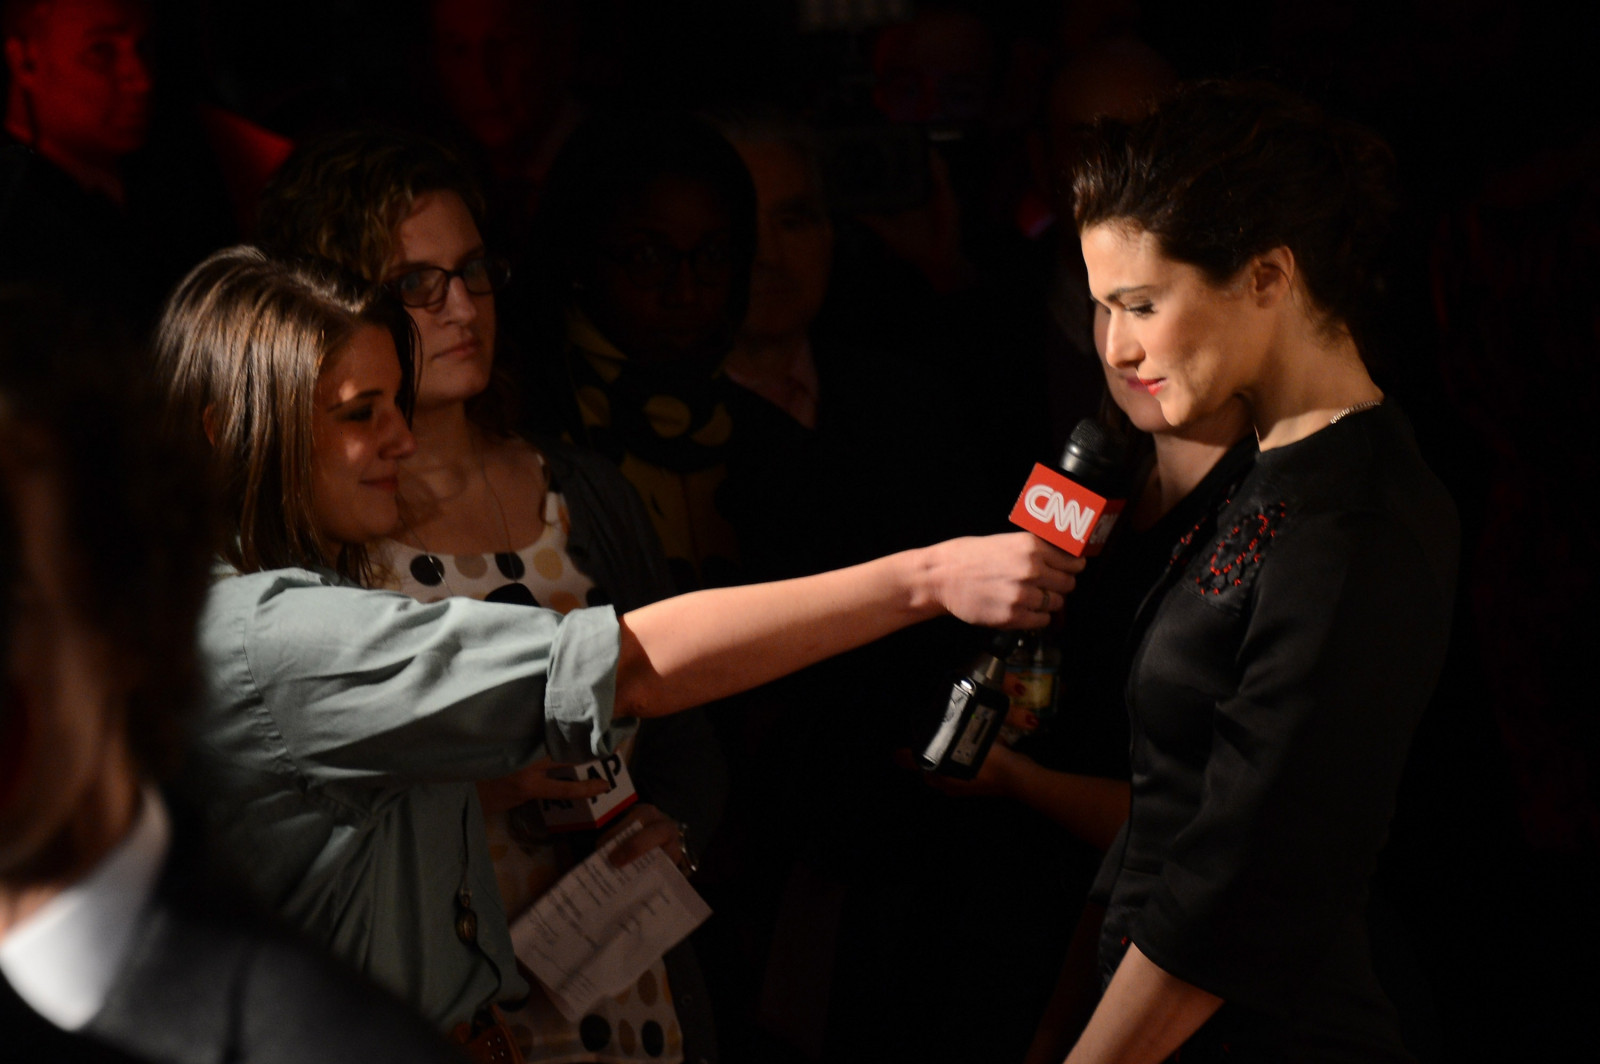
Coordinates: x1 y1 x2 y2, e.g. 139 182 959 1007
543 605 625 761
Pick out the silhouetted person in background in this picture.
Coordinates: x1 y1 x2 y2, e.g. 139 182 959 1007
716 107 989 573
520 108 783 593
2 0 148 198
0 0 235 322
423 0 584 257
1025 35 1176 455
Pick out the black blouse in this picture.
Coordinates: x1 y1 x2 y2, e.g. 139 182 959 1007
1030 435 1257 783
1100 402 1459 1062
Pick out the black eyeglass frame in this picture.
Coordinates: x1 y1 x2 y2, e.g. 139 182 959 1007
386 256 513 310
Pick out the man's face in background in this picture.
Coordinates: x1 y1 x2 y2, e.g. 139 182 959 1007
5 0 153 166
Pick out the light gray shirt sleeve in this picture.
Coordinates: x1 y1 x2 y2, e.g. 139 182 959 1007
235 571 622 783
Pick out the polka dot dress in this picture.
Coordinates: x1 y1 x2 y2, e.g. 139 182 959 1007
377 489 684 1062
380 489 604 612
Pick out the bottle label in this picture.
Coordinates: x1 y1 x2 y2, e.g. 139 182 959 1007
1005 665 1056 711
1002 664 1056 740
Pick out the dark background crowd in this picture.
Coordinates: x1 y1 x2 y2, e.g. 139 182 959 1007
3 0 1596 1060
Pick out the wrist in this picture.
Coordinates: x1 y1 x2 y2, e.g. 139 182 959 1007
902 540 958 622
989 746 1025 802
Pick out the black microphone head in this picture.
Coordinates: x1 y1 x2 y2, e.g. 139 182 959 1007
1058 418 1130 497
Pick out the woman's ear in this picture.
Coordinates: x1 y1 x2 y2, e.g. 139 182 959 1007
202 403 220 447
1248 246 1297 308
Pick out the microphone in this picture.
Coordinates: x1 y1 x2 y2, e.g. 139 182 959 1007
919 420 1131 778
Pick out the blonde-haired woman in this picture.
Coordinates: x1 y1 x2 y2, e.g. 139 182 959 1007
157 245 1080 1051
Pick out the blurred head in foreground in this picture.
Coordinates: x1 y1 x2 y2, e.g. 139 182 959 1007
0 287 211 887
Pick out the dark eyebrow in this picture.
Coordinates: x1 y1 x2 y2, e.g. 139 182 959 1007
389 245 488 274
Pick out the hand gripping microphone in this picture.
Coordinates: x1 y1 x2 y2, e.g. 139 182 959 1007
919 420 1130 778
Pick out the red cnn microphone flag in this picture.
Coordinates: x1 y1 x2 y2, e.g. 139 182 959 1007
1008 463 1125 556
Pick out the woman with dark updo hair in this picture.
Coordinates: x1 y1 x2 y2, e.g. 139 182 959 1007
1033 82 1459 1063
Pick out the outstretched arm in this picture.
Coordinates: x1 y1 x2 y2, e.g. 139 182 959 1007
615 533 1080 718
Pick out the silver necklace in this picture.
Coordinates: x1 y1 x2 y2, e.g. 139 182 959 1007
1329 397 1383 424
476 434 525 582
402 437 545 596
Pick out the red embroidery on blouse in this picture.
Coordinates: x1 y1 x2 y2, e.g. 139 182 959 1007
1194 501 1288 595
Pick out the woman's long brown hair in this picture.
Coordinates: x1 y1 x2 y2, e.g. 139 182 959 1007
155 246 415 586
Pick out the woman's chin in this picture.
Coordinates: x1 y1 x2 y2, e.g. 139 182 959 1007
1114 395 1175 436
416 360 494 409
326 505 400 550
369 507 400 543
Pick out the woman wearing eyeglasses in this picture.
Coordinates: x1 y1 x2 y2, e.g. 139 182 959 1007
258 131 632 620
257 130 731 1061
